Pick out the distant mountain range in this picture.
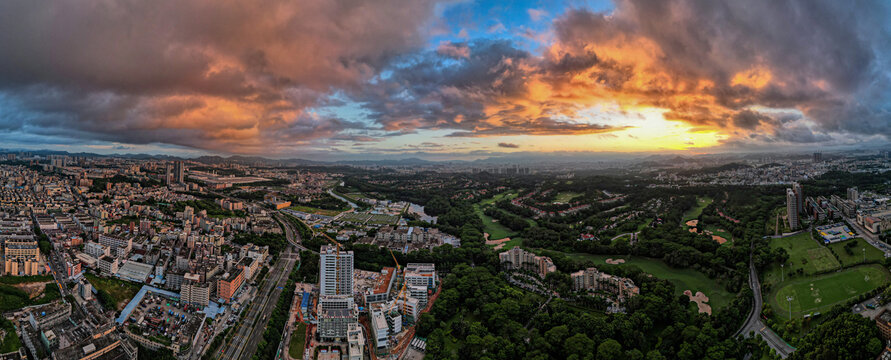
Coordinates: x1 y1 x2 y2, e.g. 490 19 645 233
0 147 884 168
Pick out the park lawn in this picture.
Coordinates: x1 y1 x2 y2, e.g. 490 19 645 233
828 238 886 267
85 273 141 310
288 205 342 217
682 197 713 222
553 191 582 203
564 253 733 310
763 233 840 288
771 264 891 318
288 322 307 359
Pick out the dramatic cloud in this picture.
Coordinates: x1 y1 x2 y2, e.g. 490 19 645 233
0 0 889 155
541 0 891 142
498 142 520 148
0 0 440 154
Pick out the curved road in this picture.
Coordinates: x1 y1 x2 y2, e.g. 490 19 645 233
738 252 795 358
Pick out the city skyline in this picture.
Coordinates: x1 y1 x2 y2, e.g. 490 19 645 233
1 0 890 160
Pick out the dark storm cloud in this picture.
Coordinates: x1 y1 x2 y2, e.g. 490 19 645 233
498 142 519 148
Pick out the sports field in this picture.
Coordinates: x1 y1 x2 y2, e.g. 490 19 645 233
565 253 733 309
828 238 886 267
682 197 713 222
763 232 840 286
771 264 891 318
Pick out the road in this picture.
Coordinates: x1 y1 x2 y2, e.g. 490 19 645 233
218 246 298 360
738 249 795 358
274 212 315 253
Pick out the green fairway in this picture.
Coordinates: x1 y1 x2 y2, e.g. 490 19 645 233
763 232 840 287
682 197 713 222
553 191 581 203
565 253 733 310
828 238 886 267
475 192 519 241
496 237 523 250
771 264 891 318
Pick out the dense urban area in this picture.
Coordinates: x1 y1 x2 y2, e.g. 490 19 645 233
0 150 890 360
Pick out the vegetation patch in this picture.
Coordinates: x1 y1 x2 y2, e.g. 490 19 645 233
827 238 885 267
682 196 713 222
85 273 140 311
564 253 734 310
288 322 307 359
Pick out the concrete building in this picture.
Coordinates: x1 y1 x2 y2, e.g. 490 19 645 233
98 256 119 275
369 307 389 349
85 242 110 259
347 323 365 360
180 280 210 306
2 240 42 276
28 302 71 330
571 267 640 301
79 280 93 300
217 268 243 303
173 161 185 183
793 182 804 214
318 308 358 341
787 188 800 230
878 309 891 341
320 245 353 296
404 263 436 290
98 235 132 257
498 247 556 278
847 187 860 202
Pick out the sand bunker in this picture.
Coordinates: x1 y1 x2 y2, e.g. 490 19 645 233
685 220 698 227
485 237 511 251
711 235 728 244
684 290 712 315
605 258 626 265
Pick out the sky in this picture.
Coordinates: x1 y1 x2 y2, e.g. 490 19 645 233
0 0 890 160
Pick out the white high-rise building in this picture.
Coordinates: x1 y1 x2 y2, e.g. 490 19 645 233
320 245 353 296
787 188 800 230
792 182 804 214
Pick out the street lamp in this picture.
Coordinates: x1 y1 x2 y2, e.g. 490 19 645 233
786 296 794 320
863 248 866 263
781 263 784 282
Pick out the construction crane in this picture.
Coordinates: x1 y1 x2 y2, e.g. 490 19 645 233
389 249 410 317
